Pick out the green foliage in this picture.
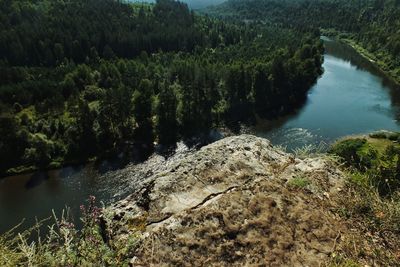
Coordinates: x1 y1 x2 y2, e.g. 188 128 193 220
331 137 400 196
156 82 178 145
132 80 154 148
330 138 380 170
208 0 400 84
288 176 310 189
369 131 400 142
0 0 324 176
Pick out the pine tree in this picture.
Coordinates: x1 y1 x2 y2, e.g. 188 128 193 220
156 82 178 145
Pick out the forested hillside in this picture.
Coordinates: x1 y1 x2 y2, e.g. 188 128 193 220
207 0 400 82
128 0 226 9
0 0 323 176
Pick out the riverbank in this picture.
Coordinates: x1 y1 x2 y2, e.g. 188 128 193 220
322 30 400 86
0 131 220 179
2 156 95 179
342 38 400 84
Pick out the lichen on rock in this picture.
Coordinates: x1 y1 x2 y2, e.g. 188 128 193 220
103 135 347 266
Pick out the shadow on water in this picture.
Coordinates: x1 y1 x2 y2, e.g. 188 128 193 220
323 37 399 90
180 129 225 152
323 37 400 120
25 172 50 189
253 37 400 151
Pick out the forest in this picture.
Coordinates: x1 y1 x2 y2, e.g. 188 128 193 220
207 0 400 83
0 0 323 176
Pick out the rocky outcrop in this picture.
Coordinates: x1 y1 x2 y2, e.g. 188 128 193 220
103 135 346 266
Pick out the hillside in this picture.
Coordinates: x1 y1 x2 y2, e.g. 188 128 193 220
129 0 226 9
0 0 323 177
207 0 400 83
2 135 399 265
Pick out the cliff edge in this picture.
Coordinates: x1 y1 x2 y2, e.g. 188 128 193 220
103 135 349 266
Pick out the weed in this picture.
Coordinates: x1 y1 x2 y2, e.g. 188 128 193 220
288 176 310 189
0 196 139 266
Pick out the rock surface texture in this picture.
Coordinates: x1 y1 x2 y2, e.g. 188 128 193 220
103 135 345 266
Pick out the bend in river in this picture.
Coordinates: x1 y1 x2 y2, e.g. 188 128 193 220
254 37 400 150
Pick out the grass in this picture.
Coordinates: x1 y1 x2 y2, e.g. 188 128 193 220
293 142 330 158
288 176 310 189
331 174 400 266
367 138 394 154
328 255 362 267
329 135 400 266
0 196 140 267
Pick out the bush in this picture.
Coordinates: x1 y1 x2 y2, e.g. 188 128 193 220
369 131 388 139
332 138 400 196
369 131 400 141
13 102 23 113
332 138 378 170
387 132 400 141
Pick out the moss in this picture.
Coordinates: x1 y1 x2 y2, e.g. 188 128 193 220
6 165 38 176
367 137 395 154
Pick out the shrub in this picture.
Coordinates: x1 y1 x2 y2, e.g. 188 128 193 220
388 132 400 141
331 138 379 170
369 131 388 139
82 86 105 102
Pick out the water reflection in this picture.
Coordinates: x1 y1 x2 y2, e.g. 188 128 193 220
25 172 50 189
0 132 222 234
254 37 400 151
324 37 399 90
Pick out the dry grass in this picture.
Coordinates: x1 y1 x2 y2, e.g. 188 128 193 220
330 173 400 266
0 198 139 267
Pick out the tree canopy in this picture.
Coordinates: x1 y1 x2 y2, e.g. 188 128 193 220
0 0 324 176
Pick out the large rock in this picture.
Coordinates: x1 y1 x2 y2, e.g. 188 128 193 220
103 135 345 266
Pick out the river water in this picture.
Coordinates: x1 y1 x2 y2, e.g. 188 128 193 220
254 37 400 150
1 37 400 234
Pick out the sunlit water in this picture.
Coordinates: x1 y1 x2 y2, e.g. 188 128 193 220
1 38 400 234
254 37 400 150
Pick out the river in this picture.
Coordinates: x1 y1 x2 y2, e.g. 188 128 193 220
1 37 400 234
254 37 400 150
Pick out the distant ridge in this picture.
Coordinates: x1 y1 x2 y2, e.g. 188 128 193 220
127 0 225 9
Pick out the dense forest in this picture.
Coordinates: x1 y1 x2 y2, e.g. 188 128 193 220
207 0 400 82
0 0 323 176
129 0 226 9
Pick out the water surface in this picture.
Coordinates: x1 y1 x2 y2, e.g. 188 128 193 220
1 38 400 233
254 37 400 150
